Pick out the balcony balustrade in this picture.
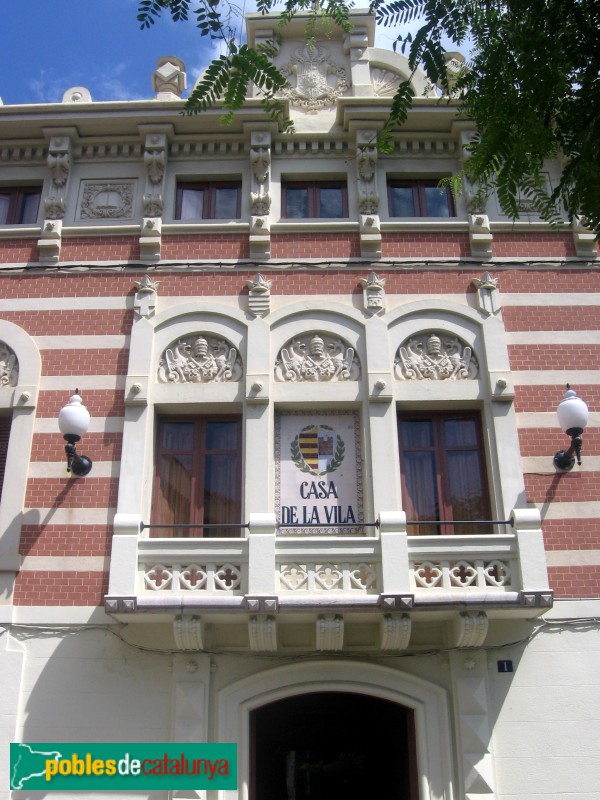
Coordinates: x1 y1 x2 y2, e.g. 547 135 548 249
107 508 552 616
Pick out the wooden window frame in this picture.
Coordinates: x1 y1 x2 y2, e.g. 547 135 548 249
387 179 455 217
0 186 42 224
398 411 491 535
282 180 348 218
152 415 242 537
175 181 242 220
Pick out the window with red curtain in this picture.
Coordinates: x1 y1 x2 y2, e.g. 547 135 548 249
152 416 242 537
398 412 492 535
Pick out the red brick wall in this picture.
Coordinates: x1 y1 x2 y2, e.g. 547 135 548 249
3 255 597 604
492 232 576 257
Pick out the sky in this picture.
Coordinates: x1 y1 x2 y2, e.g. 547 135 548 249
0 0 440 107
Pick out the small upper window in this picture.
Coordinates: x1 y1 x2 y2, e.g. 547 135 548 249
283 181 348 219
388 180 455 218
176 181 241 220
0 186 41 224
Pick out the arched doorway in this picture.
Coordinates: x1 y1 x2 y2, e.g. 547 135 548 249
250 691 419 800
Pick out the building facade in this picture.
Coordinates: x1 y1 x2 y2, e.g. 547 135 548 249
0 11 599 800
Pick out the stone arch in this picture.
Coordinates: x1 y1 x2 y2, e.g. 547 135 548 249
0 319 41 581
217 659 454 800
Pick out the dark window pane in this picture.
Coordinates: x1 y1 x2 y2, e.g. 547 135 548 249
0 195 11 224
423 186 451 217
404 452 439 535
286 187 309 218
214 187 239 219
399 412 490 535
180 188 204 220
161 421 194 451
447 450 488 533
206 420 239 451
156 453 193 525
443 418 478 448
390 186 415 216
400 419 433 449
204 454 239 533
319 187 343 218
20 191 41 223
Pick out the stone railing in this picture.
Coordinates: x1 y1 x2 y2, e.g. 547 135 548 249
106 508 551 612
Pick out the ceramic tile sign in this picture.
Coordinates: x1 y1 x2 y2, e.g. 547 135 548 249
276 411 363 534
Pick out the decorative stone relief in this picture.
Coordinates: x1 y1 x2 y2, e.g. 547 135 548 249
44 136 72 222
0 342 18 386
62 86 92 103
316 614 344 651
380 613 411 651
280 45 349 111
249 132 272 259
158 334 242 383
438 51 466 96
275 333 360 382
468 213 493 260
450 611 489 648
153 56 187 99
246 273 272 318
248 616 277 652
472 271 500 315
250 191 271 216
395 332 478 380
80 182 134 219
371 68 402 97
140 131 168 260
173 616 204 650
359 272 386 314
250 147 270 184
134 274 160 318
357 143 379 214
572 215 598 259
144 148 165 185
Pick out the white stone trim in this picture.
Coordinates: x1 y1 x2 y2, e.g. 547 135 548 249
216 660 455 800
517 411 600 428
34 335 129 349
545 550 600 567
536 502 600 519
522 455 600 472
0 320 41 585
506 330 600 345
27 461 120 478
502 293 600 306
22 508 115 526
20 556 109 571
40 375 126 391
34 416 124 434
0 297 132 311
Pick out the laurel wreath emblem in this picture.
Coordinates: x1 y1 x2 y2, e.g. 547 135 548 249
290 424 345 476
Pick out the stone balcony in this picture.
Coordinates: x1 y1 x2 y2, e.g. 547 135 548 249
106 508 553 622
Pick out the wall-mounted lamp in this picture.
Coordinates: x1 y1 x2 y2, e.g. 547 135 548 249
554 384 589 471
58 390 93 477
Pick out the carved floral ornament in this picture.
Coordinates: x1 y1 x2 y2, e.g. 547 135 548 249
158 334 242 384
395 331 478 380
0 342 18 386
279 45 349 112
275 333 360 382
